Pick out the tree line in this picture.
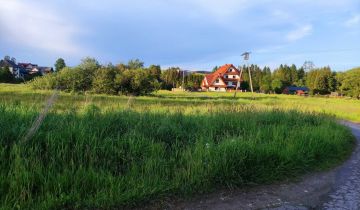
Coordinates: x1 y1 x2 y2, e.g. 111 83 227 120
31 57 204 96
2 57 359 98
238 64 359 98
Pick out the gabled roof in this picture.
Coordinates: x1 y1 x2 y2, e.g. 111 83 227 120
213 64 237 75
204 74 217 86
203 64 240 86
18 63 38 68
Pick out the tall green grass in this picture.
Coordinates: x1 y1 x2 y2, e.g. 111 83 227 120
1 84 360 122
0 102 354 209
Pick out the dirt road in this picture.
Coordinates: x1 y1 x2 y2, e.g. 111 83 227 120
169 121 360 210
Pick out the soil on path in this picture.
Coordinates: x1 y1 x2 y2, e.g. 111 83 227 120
157 121 360 210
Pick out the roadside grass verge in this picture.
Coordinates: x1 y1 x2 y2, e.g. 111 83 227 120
0 103 354 209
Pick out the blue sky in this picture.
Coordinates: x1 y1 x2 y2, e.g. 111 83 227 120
0 0 359 71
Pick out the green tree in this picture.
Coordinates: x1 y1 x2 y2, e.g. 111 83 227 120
116 63 128 72
273 64 292 87
306 67 334 94
92 67 116 94
184 73 204 90
337 67 360 99
114 70 132 94
148 65 161 81
212 66 219 72
246 64 263 91
289 64 298 84
260 67 272 93
77 57 101 91
161 67 181 89
79 57 100 71
0 67 14 83
240 65 263 91
271 79 283 94
130 70 156 95
55 58 66 72
32 57 160 95
296 67 306 86
127 59 144 69
114 69 158 95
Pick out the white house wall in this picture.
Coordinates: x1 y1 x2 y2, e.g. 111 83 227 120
204 78 209 86
223 74 240 79
212 79 226 86
208 87 226 92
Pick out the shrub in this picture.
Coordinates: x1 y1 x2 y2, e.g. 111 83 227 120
0 67 14 83
31 59 160 96
92 68 116 94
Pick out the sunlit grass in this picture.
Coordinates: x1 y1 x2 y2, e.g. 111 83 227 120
0 83 357 209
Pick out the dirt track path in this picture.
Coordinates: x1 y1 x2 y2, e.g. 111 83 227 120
169 121 360 210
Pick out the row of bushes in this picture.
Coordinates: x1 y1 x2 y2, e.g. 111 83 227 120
31 58 161 96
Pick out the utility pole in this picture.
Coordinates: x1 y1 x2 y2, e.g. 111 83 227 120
234 52 254 98
243 52 254 97
248 65 254 95
182 70 185 91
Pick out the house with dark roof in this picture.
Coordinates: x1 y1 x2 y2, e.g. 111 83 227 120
283 86 309 96
0 57 54 78
201 64 243 92
18 63 39 71
0 57 27 79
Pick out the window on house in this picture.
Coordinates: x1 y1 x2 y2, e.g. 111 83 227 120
224 75 228 78
233 76 236 79
216 79 220 83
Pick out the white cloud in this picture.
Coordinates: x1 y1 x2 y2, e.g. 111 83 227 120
0 0 86 56
286 24 313 42
345 14 360 27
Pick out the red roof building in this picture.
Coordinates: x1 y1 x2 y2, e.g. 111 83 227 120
201 64 243 91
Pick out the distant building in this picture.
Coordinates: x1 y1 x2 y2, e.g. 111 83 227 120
18 62 53 75
0 56 53 78
18 63 39 71
0 57 27 79
201 64 243 92
37 67 54 75
28 66 54 75
283 86 309 96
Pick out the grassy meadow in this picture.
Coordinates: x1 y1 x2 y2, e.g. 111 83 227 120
0 83 358 209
